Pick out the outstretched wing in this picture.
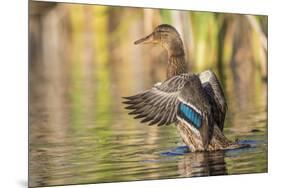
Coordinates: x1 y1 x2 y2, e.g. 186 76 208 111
199 70 227 131
123 73 214 148
123 75 187 126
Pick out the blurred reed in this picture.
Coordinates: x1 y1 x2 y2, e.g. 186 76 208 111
29 1 267 128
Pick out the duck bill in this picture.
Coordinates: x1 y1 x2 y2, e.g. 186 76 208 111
134 32 154 45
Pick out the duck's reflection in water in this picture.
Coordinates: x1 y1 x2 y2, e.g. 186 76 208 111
178 151 227 177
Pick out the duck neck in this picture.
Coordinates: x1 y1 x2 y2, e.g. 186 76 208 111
167 53 187 79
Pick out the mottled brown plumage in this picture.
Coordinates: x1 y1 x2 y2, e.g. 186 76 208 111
123 24 246 152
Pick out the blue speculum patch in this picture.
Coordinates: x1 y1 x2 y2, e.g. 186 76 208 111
179 103 202 129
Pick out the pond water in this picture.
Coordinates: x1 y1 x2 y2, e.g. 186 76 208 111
29 64 267 187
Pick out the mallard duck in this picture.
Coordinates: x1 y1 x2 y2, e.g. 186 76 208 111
123 24 244 152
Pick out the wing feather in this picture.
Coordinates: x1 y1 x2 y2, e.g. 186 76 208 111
123 75 188 126
199 70 227 131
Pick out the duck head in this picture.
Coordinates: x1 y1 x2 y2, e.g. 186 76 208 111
134 24 185 56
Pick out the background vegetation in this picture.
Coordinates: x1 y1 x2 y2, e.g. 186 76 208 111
29 1 267 111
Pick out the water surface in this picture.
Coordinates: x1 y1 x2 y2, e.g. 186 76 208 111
29 68 267 187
